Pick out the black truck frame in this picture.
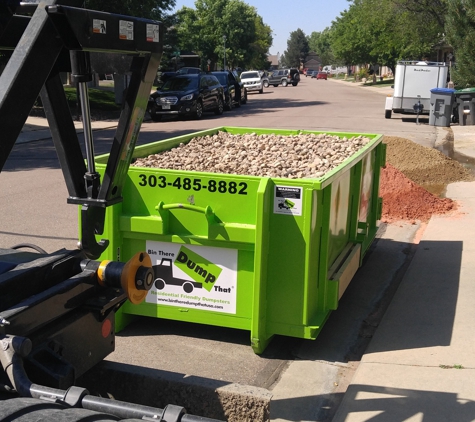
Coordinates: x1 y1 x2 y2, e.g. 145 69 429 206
0 1 221 420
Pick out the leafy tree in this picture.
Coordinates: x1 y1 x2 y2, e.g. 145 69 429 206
308 29 335 66
391 0 447 28
175 0 272 70
246 15 273 70
282 29 309 68
331 4 371 69
330 0 446 75
446 0 475 87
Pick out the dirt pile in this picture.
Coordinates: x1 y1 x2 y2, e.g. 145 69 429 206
384 136 473 187
380 163 456 223
380 136 474 223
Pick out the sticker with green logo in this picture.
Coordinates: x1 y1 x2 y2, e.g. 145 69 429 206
174 246 222 292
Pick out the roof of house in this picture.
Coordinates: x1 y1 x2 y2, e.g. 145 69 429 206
304 58 321 68
267 54 279 67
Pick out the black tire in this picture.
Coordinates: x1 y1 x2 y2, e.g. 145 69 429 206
224 94 233 111
154 278 165 290
214 96 224 115
273 84 278 87
194 101 203 119
385 109 392 119
148 105 162 122
240 90 247 105
259 87 263 94
282 79 288 87
0 397 119 421
292 83 298 86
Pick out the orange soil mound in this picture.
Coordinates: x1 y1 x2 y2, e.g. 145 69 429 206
380 164 456 223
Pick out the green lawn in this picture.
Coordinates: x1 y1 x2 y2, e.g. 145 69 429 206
363 78 394 88
63 87 121 111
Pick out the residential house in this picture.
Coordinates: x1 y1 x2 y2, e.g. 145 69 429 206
303 51 321 72
268 53 279 70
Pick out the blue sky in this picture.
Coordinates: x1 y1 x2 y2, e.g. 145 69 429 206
172 0 351 56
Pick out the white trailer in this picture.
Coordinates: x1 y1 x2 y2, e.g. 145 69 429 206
385 61 448 118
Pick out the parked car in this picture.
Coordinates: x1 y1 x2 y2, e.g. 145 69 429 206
268 69 287 86
308 71 318 78
155 71 176 87
176 67 202 75
305 69 316 77
239 70 264 94
147 73 224 121
259 70 270 88
268 68 300 87
288 68 300 86
316 71 328 80
211 70 247 109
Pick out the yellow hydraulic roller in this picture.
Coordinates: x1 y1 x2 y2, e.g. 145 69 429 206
96 252 153 304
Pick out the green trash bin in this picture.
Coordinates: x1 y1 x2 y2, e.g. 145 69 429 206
92 127 385 354
454 87 475 126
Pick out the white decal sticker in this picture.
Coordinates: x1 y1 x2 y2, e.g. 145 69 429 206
274 185 303 216
119 20 134 40
93 19 106 34
145 241 238 314
146 24 160 43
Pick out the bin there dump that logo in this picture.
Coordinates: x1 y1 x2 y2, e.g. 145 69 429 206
174 246 222 292
145 240 238 314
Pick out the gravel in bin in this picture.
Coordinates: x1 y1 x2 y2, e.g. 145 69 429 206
132 131 372 179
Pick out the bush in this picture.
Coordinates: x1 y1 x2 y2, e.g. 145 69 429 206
357 68 369 80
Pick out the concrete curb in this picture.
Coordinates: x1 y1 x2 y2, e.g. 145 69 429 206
78 361 271 421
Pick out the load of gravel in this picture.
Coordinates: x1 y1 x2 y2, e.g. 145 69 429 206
132 131 372 179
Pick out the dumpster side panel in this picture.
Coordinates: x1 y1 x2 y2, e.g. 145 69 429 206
327 171 351 266
265 181 312 331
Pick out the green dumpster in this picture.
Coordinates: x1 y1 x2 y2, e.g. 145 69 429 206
455 87 475 126
93 127 385 354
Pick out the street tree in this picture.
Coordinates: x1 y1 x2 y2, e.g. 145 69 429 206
330 0 446 75
331 4 372 70
307 29 335 67
281 29 309 68
175 0 272 70
446 0 475 87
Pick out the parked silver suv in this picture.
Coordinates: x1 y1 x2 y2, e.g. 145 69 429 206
239 70 264 94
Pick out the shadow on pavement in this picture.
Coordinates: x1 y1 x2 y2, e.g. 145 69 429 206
332 384 475 422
